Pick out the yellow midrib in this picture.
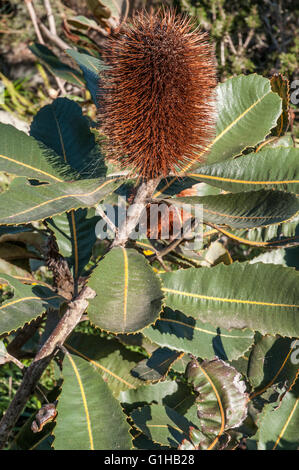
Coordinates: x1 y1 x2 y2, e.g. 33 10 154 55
66 344 136 389
198 364 226 450
154 88 276 198
3 180 114 220
122 247 129 331
67 353 94 450
187 172 299 186
158 317 253 339
272 397 299 450
0 295 61 310
0 153 63 182
162 287 299 308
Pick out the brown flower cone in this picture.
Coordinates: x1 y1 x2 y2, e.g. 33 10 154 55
98 9 217 180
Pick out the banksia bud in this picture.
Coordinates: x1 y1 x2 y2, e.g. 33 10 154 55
99 9 217 179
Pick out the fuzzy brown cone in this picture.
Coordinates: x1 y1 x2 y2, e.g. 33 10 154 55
98 10 217 179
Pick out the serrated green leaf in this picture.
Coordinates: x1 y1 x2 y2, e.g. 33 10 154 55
54 353 132 450
185 357 248 449
169 190 299 229
249 381 299 450
87 248 163 333
203 74 282 165
0 177 120 225
133 433 170 450
30 98 106 179
120 379 194 414
66 50 106 106
171 353 191 374
0 123 65 183
154 176 204 198
48 208 101 278
161 263 299 337
131 404 193 448
66 332 144 397
131 347 182 382
215 215 299 247
143 307 254 361
248 336 299 397
0 274 63 336
189 147 299 194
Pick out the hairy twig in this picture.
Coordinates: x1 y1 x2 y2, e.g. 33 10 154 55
0 286 96 449
111 179 161 248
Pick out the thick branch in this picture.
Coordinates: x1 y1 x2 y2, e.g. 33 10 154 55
0 286 95 449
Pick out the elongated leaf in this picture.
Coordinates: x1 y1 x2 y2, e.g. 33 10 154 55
54 353 132 450
189 147 299 194
248 336 299 397
29 44 85 88
143 307 254 361
0 177 120 225
87 248 163 333
0 123 66 182
161 262 299 337
171 353 191 374
131 347 182 382
131 404 193 448
133 433 170 450
0 274 63 336
30 98 106 179
169 190 299 229
203 74 282 165
120 379 194 414
66 332 144 397
249 381 299 450
48 208 101 278
185 357 248 449
214 215 299 247
154 176 202 198
66 50 106 106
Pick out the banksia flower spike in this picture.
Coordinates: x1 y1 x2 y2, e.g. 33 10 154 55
99 9 217 180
